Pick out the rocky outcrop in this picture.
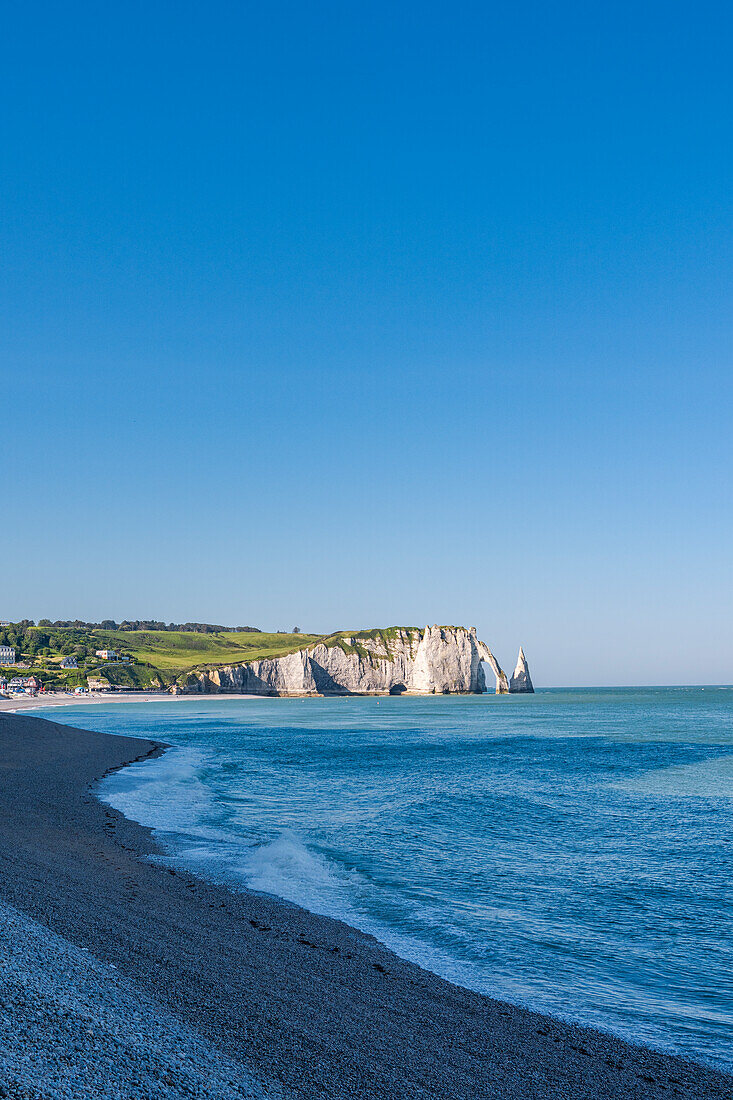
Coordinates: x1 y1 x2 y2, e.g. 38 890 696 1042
509 647 534 693
476 639 510 695
184 626 511 697
201 648 317 696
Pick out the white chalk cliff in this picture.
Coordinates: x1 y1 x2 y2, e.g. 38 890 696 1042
509 647 534 693
184 626 511 696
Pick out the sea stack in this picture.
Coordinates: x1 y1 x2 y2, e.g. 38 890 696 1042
509 647 534 693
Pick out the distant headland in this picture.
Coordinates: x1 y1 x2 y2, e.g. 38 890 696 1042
0 620 533 697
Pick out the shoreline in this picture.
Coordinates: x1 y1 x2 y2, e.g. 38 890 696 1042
0 712 730 1098
0 690 268 714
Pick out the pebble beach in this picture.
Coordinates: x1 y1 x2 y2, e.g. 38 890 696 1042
0 708 731 1099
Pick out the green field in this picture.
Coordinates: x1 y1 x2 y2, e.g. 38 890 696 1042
0 624 433 692
89 629 323 672
0 624 324 691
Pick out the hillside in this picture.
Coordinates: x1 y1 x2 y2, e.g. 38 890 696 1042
0 623 322 691
0 622 519 696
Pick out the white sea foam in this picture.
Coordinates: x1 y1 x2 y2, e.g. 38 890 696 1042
103 750 366 921
236 830 363 921
100 747 219 836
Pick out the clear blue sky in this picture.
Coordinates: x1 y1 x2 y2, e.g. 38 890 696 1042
2 2 731 685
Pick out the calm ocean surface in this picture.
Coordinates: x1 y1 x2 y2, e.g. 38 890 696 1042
38 688 733 1070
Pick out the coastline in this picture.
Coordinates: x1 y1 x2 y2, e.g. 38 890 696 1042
0 711 730 1099
0 690 266 714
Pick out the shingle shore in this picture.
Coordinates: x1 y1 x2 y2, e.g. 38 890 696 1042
0 897 267 1099
0 711 730 1100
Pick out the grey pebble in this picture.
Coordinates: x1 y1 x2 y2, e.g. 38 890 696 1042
0 898 268 1099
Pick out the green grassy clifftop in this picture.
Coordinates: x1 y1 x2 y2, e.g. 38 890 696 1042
0 622 469 692
0 623 322 691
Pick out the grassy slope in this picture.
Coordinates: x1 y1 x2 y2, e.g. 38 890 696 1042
8 628 323 688
91 628 429 673
6 626 443 690
90 630 323 671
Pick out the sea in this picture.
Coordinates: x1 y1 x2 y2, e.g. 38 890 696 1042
37 687 733 1071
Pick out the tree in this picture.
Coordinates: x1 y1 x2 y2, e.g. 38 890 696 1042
292 627 300 634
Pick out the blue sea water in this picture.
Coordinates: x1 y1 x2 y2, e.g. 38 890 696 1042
38 688 733 1070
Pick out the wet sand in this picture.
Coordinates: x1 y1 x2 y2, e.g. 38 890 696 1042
0 709 730 1099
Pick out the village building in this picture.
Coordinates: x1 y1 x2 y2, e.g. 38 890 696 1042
95 649 118 660
60 656 78 668
0 645 16 665
7 675 40 694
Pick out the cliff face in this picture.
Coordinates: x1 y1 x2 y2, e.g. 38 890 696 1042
509 647 534 693
186 626 510 697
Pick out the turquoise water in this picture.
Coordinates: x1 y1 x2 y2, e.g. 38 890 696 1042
39 688 733 1070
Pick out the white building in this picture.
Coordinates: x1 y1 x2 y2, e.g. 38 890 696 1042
0 646 16 666
95 650 117 660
